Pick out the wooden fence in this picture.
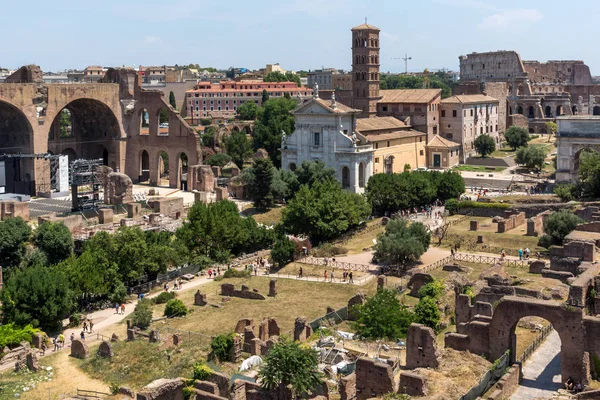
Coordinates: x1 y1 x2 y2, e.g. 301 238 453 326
417 252 530 274
297 257 371 272
517 324 554 364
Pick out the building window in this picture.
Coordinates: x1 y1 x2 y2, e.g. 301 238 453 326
470 109 473 117
375 142 379 149
495 124 498 131
480 127 483 134
387 141 390 147
382 105 388 112
375 157 379 163
420 150 424 156
313 132 320 146
441 110 446 117
452 110 457 118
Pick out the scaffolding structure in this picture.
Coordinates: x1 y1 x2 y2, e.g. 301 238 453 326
0 153 66 196
70 158 103 211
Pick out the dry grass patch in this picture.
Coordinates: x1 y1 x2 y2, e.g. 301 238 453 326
151 277 378 336
242 206 284 226
417 348 490 400
275 262 369 280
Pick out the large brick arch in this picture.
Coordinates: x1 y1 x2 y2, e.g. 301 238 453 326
488 296 585 382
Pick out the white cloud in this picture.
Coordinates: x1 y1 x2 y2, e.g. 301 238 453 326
380 31 401 43
143 36 162 45
478 9 543 29
432 0 498 11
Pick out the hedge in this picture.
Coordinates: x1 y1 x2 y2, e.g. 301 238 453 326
458 200 510 209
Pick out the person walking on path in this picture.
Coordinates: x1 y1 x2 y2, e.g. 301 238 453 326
83 320 88 332
349 271 353 284
80 331 85 341
324 270 328 282
120 304 125 315
58 333 65 348
330 270 335 282
298 267 303 278
518 248 523 260
115 303 119 314
89 320 94 333
70 333 75 344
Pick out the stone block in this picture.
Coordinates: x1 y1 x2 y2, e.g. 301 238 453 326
189 165 215 192
268 279 277 297
98 208 114 224
194 191 210 204
477 235 484 243
26 352 39 371
70 339 89 359
32 333 44 349
408 272 433 296
136 378 185 400
215 187 228 201
111 333 119 342
125 202 141 219
194 290 207 306
293 317 313 342
470 220 479 231
529 260 547 274
355 357 395 399
541 269 574 283
235 319 254 334
127 329 136 341
377 275 386 290
172 334 182 346
98 340 113 358
347 293 365 321
147 197 183 219
399 372 427 397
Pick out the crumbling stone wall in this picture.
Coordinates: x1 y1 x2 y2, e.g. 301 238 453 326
0 201 29 221
405 323 440 369
567 263 600 308
188 165 215 192
147 197 183 218
497 211 526 233
347 293 365 321
70 339 89 359
221 284 266 300
551 240 595 263
294 317 313 342
136 378 185 400
354 357 395 400
576 207 600 222
407 272 433 297
486 364 521 400
527 210 551 236
398 372 428 397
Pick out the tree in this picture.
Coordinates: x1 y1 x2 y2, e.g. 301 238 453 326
544 211 582 245
259 336 322 396
504 126 530 150
545 121 557 142
0 217 31 269
201 126 216 148
577 150 600 198
169 91 177 109
515 146 546 170
271 236 295 267
414 296 441 331
237 102 259 120
262 89 270 104
206 153 232 167
131 299 153 329
281 180 371 243
295 160 336 188
374 219 430 266
0 263 75 332
554 183 575 202
246 158 275 209
417 280 445 299
474 134 496 158
433 170 465 200
164 298 188 317
263 71 301 87
352 288 416 340
159 107 169 124
34 221 73 265
380 74 452 98
271 168 298 202
224 130 253 169
210 333 235 361
253 97 297 167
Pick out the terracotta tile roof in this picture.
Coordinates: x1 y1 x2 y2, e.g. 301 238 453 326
293 98 362 114
441 94 499 104
351 23 380 31
427 135 461 148
364 129 425 142
355 117 407 132
379 89 442 104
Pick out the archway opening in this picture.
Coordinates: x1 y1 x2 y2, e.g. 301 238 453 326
0 100 35 195
572 106 578 115
594 106 600 116
289 163 297 172
61 148 77 165
574 148 600 177
341 166 350 189
157 151 170 187
140 108 150 135
556 105 564 116
510 317 562 395
179 153 188 190
158 106 169 135
48 98 120 165
545 106 552 118
140 150 150 183
517 105 524 115
528 106 535 119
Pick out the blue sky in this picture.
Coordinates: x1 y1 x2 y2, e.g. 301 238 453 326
3 0 600 74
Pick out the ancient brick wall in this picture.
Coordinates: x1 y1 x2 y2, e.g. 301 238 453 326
147 197 183 218
497 212 525 233
0 201 29 221
354 358 395 400
405 323 440 369
551 241 596 263
483 82 509 134
486 364 521 400
220 284 266 300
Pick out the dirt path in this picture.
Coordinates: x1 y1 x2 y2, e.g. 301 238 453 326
21 350 110 400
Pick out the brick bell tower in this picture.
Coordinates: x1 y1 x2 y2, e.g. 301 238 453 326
351 21 381 118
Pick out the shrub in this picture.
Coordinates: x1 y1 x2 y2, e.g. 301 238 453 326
164 299 188 318
414 296 441 331
417 281 445 299
210 332 235 361
214 275 224 282
271 236 296 267
0 323 40 349
554 184 575 202
192 362 213 380
457 200 510 209
69 313 83 328
223 268 251 279
154 291 176 304
544 210 582 245
132 299 153 329
537 234 553 249
200 118 212 126
311 243 348 258
445 198 459 215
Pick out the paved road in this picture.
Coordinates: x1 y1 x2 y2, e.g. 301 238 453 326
511 329 562 400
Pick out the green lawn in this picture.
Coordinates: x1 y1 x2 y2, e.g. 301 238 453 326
453 165 506 172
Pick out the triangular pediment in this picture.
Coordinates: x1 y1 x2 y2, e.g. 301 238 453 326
293 99 335 115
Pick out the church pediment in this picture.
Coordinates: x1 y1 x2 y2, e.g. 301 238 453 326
293 99 336 115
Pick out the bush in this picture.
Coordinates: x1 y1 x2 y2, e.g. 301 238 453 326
0 323 40 349
504 126 530 150
132 299 153 329
311 243 348 258
214 275 224 282
154 291 176 304
164 299 188 318
271 236 296 267
206 153 232 168
515 146 546 170
417 281 445 299
69 313 83 328
210 333 234 361
223 268 251 279
193 362 213 380
445 198 459 215
474 134 496 158
554 184 576 202
200 118 212 126
414 296 441 331
544 211 582 245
